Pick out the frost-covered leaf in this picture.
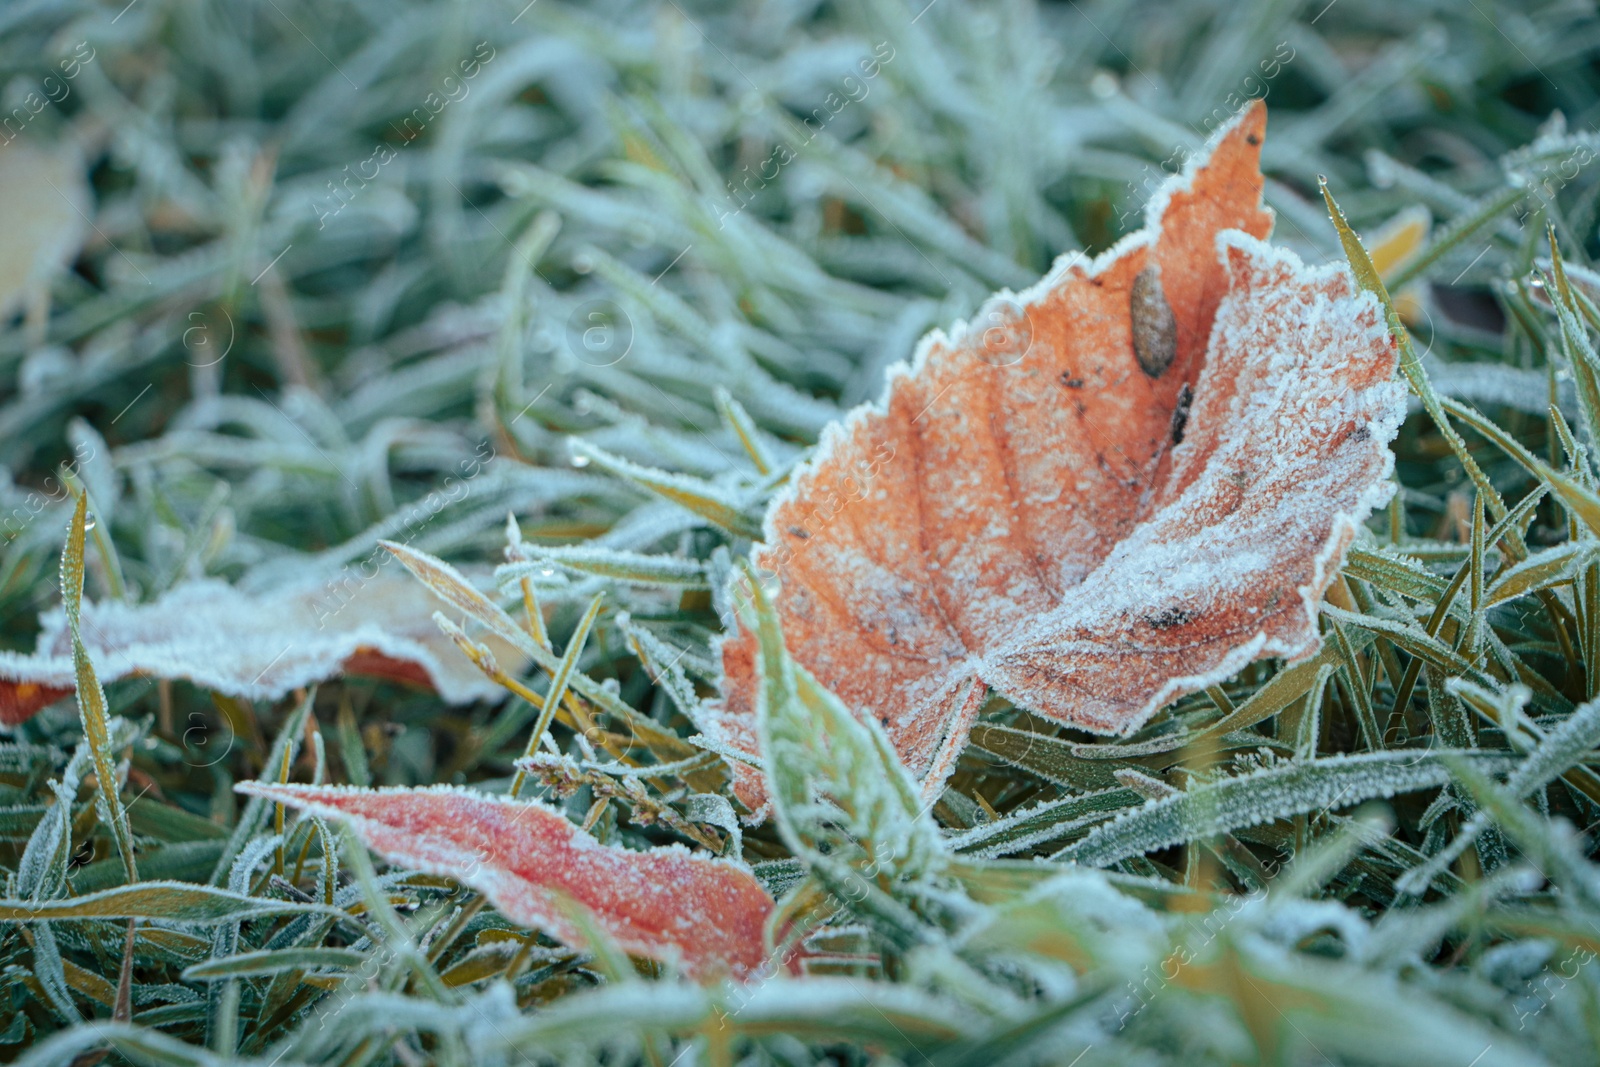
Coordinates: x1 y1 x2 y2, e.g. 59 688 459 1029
711 102 1404 814
237 782 774 982
0 572 528 725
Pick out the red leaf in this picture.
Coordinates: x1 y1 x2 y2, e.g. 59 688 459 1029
708 101 1405 816
0 681 74 727
238 782 775 983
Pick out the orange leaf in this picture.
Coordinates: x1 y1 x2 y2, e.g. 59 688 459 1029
708 101 1404 816
238 782 774 983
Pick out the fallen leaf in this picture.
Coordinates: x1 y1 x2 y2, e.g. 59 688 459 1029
0 573 527 725
237 781 774 982
0 138 89 340
709 101 1405 816
1365 204 1431 323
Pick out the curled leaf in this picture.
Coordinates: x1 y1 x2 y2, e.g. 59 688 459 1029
237 782 775 983
0 573 527 725
710 101 1405 814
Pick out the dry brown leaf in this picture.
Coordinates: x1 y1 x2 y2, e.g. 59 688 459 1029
0 573 528 724
708 101 1405 817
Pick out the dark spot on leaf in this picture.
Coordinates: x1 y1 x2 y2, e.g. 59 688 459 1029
1130 265 1178 378
1246 133 1260 146
1170 383 1194 444
1060 371 1084 389
788 526 811 539
1145 606 1194 629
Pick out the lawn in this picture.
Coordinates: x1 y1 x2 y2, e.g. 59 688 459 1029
2 1 1600 1064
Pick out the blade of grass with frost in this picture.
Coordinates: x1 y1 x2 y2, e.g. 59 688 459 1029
383 540 696 760
491 211 561 433
0 881 352 925
1182 935 1551 1067
17 734 108 902
1193 629 1375 741
949 788 1143 860
743 563 944 880
29 922 80 1023
617 614 709 723
1441 397 1600 538
500 546 709 588
1345 543 1457 603
964 723 1122 791
1485 541 1597 606
1442 755 1600 909
208 691 314 886
578 249 843 437
1057 750 1518 868
1400 689 1600 896
714 386 777 475
1322 180 1517 541
505 512 552 652
742 564 954 953
182 947 367 982
1383 182 1529 293
1318 604 1490 681
568 439 763 539
61 493 137 884
1326 613 1382 749
1545 233 1600 453
510 592 601 796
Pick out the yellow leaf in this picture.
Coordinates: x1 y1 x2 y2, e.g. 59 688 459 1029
1365 205 1430 324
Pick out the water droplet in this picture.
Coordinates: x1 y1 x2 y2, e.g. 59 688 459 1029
570 453 591 468
1528 276 1546 289
572 253 594 275
83 513 97 531
539 565 555 577
1089 71 1118 99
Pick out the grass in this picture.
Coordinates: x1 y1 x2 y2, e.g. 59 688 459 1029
3 0 1600 1063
